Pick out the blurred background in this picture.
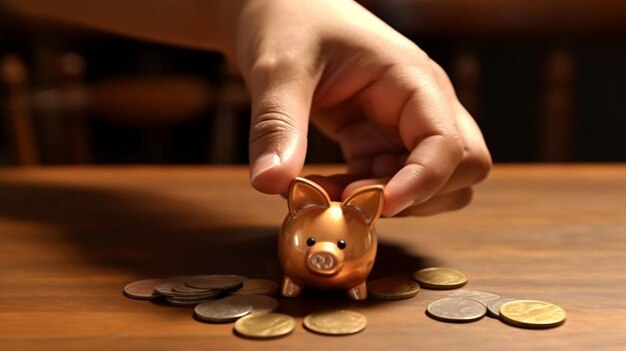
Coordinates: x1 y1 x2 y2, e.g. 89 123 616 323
1 0 625 167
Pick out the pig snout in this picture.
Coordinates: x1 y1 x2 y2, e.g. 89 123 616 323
306 242 345 275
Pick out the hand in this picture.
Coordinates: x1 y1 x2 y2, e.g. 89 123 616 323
236 0 491 217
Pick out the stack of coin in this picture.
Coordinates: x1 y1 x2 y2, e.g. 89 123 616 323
124 274 279 308
154 279 224 306
123 274 371 339
124 274 291 336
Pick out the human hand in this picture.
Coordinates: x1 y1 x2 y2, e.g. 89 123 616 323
233 0 491 217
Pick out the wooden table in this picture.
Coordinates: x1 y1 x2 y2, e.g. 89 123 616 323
1 165 625 350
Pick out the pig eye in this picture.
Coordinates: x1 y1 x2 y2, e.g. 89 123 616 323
306 237 316 246
337 240 347 250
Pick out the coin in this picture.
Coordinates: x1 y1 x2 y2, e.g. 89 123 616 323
190 274 247 282
174 285 221 299
447 290 501 306
367 278 420 300
303 310 367 335
166 296 215 307
167 292 221 301
499 300 566 329
426 298 486 323
223 295 279 314
487 298 518 317
412 267 468 290
232 279 279 296
123 278 165 300
172 284 213 294
234 313 295 339
194 299 252 323
154 282 219 299
186 275 245 290
153 282 182 297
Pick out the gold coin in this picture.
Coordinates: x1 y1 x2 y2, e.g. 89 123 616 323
303 310 367 335
367 278 420 300
234 313 295 339
232 279 279 296
499 300 566 329
412 267 468 290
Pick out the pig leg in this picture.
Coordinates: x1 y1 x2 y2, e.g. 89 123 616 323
347 281 367 300
281 276 302 297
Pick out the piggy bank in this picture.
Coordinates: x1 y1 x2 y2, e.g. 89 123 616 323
278 177 384 300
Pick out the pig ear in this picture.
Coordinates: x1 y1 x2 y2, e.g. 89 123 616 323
342 185 384 225
288 177 331 216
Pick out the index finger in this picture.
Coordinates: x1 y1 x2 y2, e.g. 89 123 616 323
382 82 464 217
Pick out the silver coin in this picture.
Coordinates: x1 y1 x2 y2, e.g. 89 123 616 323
222 295 279 314
186 275 245 290
166 293 220 303
487 297 519 317
154 282 183 296
154 282 221 298
172 284 212 294
171 284 222 298
447 290 501 306
168 295 214 302
194 299 252 323
426 298 487 323
166 296 215 307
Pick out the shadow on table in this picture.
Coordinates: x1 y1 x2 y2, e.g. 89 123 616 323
0 179 433 314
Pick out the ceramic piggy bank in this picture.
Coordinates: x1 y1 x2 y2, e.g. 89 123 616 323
278 177 384 300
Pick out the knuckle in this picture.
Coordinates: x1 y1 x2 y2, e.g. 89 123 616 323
472 150 493 183
250 53 300 82
428 59 448 79
463 143 492 185
445 134 466 163
252 55 288 74
407 46 430 66
426 58 458 99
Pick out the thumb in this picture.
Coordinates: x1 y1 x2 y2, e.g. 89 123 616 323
248 62 315 194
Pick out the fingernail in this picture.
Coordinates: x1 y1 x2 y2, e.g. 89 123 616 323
387 199 415 217
251 153 281 183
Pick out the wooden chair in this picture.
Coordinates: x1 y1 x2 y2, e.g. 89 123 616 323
1 53 250 166
361 0 626 161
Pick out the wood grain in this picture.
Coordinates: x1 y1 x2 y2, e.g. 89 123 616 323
1 165 625 350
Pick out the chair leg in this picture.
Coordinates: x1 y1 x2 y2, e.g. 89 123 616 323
1 55 39 166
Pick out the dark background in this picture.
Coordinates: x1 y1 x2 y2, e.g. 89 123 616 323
1 1 625 166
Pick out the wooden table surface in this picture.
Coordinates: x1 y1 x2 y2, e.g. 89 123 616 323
1 165 625 350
